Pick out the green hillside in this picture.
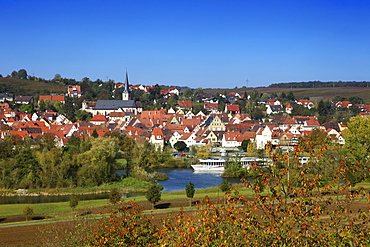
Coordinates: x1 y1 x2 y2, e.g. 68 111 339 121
0 78 66 96
2 77 370 104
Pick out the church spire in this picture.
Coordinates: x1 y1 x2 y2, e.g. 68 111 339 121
122 69 130 100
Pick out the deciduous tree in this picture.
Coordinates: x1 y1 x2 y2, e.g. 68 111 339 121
109 188 121 205
343 115 370 185
69 196 79 211
17 69 28 79
196 145 210 159
23 206 33 221
174 141 187 152
145 184 162 209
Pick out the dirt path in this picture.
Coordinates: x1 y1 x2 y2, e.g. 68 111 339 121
0 197 218 246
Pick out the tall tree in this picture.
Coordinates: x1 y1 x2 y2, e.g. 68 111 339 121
287 91 295 101
77 137 118 186
17 69 28 79
53 74 62 81
343 115 370 186
185 181 195 207
11 70 18 78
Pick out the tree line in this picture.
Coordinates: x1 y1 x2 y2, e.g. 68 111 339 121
269 80 370 88
0 131 185 190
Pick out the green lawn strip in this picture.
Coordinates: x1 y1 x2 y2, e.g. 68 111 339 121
0 185 254 217
1 183 368 219
5 177 153 196
0 199 109 217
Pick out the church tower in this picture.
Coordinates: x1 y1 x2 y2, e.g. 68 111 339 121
122 71 131 100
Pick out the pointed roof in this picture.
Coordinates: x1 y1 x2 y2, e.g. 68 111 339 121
123 70 130 94
151 127 164 139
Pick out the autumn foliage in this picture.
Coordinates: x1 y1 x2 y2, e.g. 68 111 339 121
83 170 369 246
78 118 370 246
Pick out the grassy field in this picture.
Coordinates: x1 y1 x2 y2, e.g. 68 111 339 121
1 182 369 221
0 184 252 218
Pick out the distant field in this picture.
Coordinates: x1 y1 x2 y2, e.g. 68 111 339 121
2 77 370 103
204 86 370 103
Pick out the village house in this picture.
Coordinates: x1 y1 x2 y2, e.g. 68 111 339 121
225 104 240 114
201 115 226 131
67 85 82 98
38 95 65 104
285 103 293 114
296 99 314 109
204 102 218 114
0 93 13 102
89 115 109 125
335 101 352 108
149 127 165 150
255 125 273 149
15 96 34 104
177 100 193 111
266 105 284 115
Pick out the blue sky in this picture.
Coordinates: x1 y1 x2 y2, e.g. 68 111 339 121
1 0 370 88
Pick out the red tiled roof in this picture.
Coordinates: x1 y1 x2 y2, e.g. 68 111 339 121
39 95 65 102
204 102 218 110
178 100 193 108
90 115 108 122
298 99 313 106
226 105 240 112
110 112 125 117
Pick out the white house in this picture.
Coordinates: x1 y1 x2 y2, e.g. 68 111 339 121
266 105 284 115
149 127 165 150
255 126 272 149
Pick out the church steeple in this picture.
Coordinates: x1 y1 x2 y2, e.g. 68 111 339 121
122 70 130 100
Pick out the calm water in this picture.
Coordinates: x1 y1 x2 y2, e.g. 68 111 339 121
0 168 243 204
156 168 242 192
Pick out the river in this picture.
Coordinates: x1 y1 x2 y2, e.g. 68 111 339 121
155 168 242 192
0 168 243 204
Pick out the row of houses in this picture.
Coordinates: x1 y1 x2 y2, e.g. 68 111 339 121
0 101 349 152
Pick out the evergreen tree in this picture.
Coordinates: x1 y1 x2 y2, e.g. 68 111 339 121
317 99 328 116
287 91 295 101
185 181 195 207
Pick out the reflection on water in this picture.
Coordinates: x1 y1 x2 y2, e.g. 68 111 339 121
0 168 244 204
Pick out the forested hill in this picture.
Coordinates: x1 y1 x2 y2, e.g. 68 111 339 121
269 81 370 88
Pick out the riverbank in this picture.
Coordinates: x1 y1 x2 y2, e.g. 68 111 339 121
1 184 369 247
0 177 154 197
0 184 250 218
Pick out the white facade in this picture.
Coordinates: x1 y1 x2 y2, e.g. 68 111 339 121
255 126 272 149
